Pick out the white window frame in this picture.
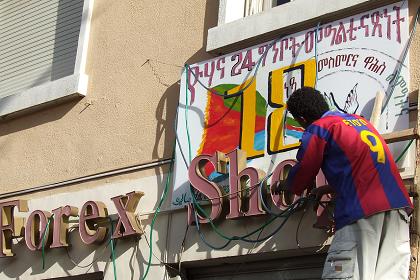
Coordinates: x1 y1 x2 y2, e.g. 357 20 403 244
218 0 279 25
0 0 94 118
208 0 394 53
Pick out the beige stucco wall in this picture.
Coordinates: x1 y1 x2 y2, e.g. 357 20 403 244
0 0 218 193
0 0 418 196
409 0 420 93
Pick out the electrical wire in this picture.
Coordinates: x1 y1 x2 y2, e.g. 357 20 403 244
257 172 305 217
295 208 307 249
395 139 414 163
163 1 419 267
65 239 112 269
29 4 420 280
136 216 185 278
140 151 174 280
314 22 321 90
178 224 189 274
63 224 110 269
135 215 181 273
110 221 118 280
184 64 321 250
41 214 54 270
186 39 277 99
184 68 277 244
185 66 193 164
192 198 309 250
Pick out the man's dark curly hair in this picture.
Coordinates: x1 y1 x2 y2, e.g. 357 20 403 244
286 87 330 122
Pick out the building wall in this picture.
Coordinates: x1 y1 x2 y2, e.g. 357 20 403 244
0 0 218 193
0 0 419 279
409 0 420 93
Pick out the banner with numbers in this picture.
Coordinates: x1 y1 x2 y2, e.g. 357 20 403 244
172 2 410 207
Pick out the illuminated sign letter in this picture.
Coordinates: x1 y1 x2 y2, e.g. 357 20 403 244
187 153 224 225
111 192 144 239
79 201 108 244
50 206 79 248
224 149 266 219
0 200 28 257
270 160 298 210
25 210 53 251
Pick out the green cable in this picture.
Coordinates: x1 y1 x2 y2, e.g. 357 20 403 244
140 65 189 279
140 152 173 280
41 214 54 270
314 22 320 90
395 139 414 163
183 65 298 243
110 221 117 280
184 65 192 163
184 64 272 242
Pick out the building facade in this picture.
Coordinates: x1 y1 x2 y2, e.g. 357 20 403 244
0 0 419 279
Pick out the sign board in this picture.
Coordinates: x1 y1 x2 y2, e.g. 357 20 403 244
173 2 410 207
0 192 144 257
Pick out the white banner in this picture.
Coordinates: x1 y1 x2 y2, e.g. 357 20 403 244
172 2 410 207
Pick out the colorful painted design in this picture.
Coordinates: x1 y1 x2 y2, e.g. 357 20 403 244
285 116 304 139
198 84 267 175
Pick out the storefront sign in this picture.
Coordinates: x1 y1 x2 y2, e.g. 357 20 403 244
173 2 410 208
0 192 143 257
186 148 329 224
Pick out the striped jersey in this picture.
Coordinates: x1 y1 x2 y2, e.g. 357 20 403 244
286 111 413 230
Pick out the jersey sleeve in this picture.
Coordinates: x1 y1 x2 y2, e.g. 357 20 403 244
286 130 327 195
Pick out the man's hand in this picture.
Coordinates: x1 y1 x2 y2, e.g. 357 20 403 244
271 180 288 195
310 185 334 199
310 185 334 211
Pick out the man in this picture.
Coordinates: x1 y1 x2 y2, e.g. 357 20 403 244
283 87 413 279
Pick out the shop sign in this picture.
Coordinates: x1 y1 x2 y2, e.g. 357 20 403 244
0 192 143 257
173 2 410 208
186 149 330 224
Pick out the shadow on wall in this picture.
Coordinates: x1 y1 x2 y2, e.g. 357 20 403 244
150 0 219 215
153 1 332 273
0 226 156 279
152 0 220 160
148 0 220 275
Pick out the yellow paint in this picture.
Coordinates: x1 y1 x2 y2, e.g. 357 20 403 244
226 79 263 158
268 59 316 154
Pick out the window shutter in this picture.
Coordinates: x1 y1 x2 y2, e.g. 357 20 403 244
0 0 84 99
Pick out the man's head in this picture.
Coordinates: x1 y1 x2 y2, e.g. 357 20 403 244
286 87 330 128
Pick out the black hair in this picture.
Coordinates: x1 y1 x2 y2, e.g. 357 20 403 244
286 87 330 122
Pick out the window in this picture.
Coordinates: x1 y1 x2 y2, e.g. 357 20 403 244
207 0 386 53
186 254 326 279
0 0 93 118
275 0 292 6
220 0 293 24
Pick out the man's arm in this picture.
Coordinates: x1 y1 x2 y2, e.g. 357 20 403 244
286 130 327 195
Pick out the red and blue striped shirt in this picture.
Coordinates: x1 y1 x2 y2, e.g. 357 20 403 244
286 111 413 230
